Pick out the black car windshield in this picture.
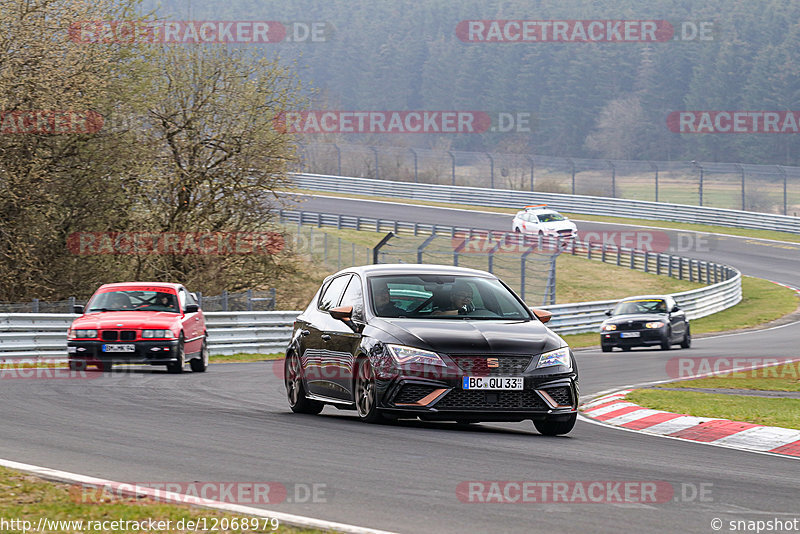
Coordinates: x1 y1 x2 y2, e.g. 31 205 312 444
612 299 667 315
86 290 179 313
368 275 531 320
537 212 565 222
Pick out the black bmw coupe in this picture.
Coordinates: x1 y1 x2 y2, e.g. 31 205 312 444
284 264 578 435
600 295 691 352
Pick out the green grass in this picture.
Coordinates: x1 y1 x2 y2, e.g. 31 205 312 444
563 276 799 348
626 389 800 430
0 466 320 534
654 362 800 392
288 187 800 243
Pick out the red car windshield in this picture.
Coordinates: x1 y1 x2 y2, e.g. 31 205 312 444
86 290 179 313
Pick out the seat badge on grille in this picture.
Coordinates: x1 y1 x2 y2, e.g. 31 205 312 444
487 358 499 368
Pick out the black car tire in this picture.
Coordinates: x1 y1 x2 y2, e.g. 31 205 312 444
68 359 86 371
534 413 577 436
355 357 382 423
680 325 691 349
97 360 112 372
621 346 631 352
285 351 324 415
601 344 612 352
660 330 672 351
190 337 209 372
167 336 185 373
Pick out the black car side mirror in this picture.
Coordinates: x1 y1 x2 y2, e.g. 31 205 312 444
330 305 353 321
73 305 84 314
671 305 680 312
605 309 612 316
184 304 199 313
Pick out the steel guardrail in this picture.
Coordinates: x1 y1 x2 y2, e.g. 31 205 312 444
290 173 800 234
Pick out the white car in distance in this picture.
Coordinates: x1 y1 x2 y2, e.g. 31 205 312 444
511 205 577 240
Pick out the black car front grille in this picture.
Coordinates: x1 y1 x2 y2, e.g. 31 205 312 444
435 390 547 411
557 229 574 235
450 356 532 376
542 386 573 407
394 384 438 405
101 330 137 341
615 321 647 331
101 330 118 341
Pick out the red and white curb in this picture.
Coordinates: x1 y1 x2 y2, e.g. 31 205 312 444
581 390 800 458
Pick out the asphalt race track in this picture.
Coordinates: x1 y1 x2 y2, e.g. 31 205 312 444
1 194 799 534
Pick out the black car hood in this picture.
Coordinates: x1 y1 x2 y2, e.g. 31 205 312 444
370 318 561 355
604 313 669 324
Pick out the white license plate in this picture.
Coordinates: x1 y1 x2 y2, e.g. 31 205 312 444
620 332 641 338
462 376 524 390
102 344 135 353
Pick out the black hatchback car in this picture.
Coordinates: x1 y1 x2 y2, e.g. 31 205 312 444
284 264 579 435
600 295 690 352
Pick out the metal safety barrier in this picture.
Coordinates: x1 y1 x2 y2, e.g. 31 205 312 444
291 173 800 234
0 311 300 360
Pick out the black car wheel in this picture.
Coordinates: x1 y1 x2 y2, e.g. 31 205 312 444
97 360 112 372
621 346 631 352
601 344 612 352
680 325 691 349
355 357 382 423
190 337 209 372
68 359 86 371
167 335 185 373
660 328 672 351
285 351 323 414
534 413 577 436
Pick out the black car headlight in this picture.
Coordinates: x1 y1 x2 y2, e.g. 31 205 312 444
645 321 666 329
386 344 446 367
601 324 617 331
534 347 572 371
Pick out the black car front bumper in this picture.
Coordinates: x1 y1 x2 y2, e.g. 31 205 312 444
378 372 578 422
601 328 666 348
67 340 180 364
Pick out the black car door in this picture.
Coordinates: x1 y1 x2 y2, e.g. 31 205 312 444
303 274 352 398
668 298 686 341
328 274 365 401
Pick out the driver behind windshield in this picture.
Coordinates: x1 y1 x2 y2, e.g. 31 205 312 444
433 281 475 316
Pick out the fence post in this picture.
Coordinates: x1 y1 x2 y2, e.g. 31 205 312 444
449 151 456 185
221 290 229 311
373 232 394 264
68 296 75 313
644 251 649 273
32 298 39 313
601 244 606 262
410 148 418 183
526 155 535 191
651 162 659 202
735 163 745 211
246 289 253 311
334 143 341 175
196 291 203 309
544 256 557 306
668 256 674 278
568 158 576 195
678 258 684 280
656 253 661 275
369 146 379 180
417 234 436 263
607 161 616 198
486 152 494 188
777 165 787 215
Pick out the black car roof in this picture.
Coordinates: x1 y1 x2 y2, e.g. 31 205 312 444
329 264 497 279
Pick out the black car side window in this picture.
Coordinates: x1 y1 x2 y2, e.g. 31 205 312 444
340 275 364 321
318 275 352 311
